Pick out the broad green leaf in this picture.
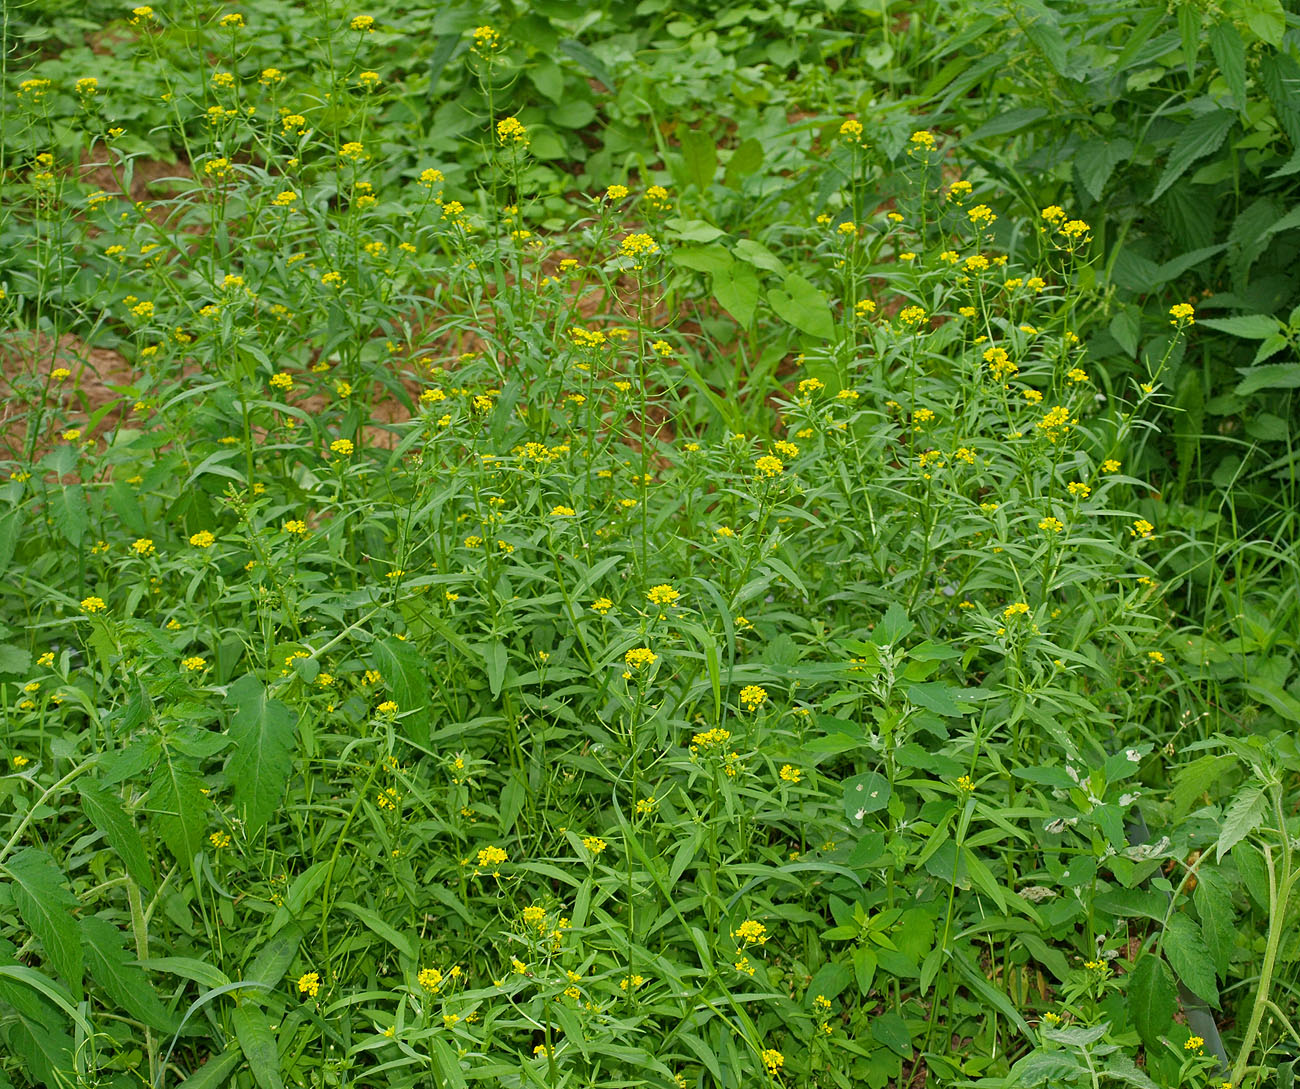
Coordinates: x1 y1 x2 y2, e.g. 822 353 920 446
679 126 717 192
672 244 733 274
1261 52 1300 145
1151 110 1237 202
723 138 764 186
1163 913 1220 1005
337 902 418 961
78 781 153 891
372 637 432 739
151 749 207 868
175 1046 242 1089
733 238 783 274
243 924 304 990
967 106 1048 143
1194 867 1236 978
1127 952 1177 1049
1075 138 1131 201
843 771 891 820
232 1005 284 1089
1242 0 1286 45
0 644 31 675
225 674 297 837
556 38 616 92
4 849 82 998
1235 363 1300 396
871 1009 913 1057
1216 784 1267 860
1199 315 1281 339
768 273 834 339
80 915 181 1033
712 263 759 328
51 484 88 547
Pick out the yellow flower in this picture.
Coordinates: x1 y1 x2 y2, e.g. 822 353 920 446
471 24 500 52
591 597 613 615
754 455 784 478
62 429 83 442
358 70 381 88
779 764 802 783
739 684 767 711
761 1049 784 1075
840 118 864 142
297 972 320 997
1169 302 1195 326
181 656 207 671
283 519 308 535
619 232 659 261
646 584 680 607
1038 517 1063 533
269 372 294 392
350 14 375 31
898 305 927 326
330 438 354 455
909 129 935 151
260 67 284 85
1067 482 1091 498
732 919 768 945
218 12 243 28
496 116 528 145
272 190 297 207
605 184 629 200
967 204 996 228
209 830 231 849
625 647 657 669
476 844 507 868
582 835 607 855
550 505 576 517
1003 602 1030 620
1147 651 1165 664
80 596 107 613
1131 519 1154 540
377 700 398 714
1102 459 1121 473
1184 1036 1204 1053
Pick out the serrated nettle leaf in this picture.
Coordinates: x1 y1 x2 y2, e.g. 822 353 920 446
78 781 154 891
1151 110 1237 202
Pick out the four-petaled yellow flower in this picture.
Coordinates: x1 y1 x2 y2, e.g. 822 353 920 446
81 596 107 613
739 685 767 711
298 971 320 997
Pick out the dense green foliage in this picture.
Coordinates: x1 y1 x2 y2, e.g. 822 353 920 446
1 3 1299 1089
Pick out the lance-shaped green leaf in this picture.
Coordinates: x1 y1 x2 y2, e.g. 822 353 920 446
3 849 82 998
226 673 297 835
78 780 153 891
80 915 181 1034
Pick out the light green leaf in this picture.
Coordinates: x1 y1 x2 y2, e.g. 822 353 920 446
1199 314 1281 339
768 273 834 339
1216 784 1267 860
843 771 891 820
712 263 759 328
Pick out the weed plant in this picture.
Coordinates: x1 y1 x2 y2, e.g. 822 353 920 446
1 6 1299 1089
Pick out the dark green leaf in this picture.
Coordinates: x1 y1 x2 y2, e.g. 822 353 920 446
1151 110 1237 202
232 1005 284 1089
78 781 153 891
1128 952 1177 1049
4 849 82 998
768 274 833 340
871 1009 913 1057
1163 913 1219 1005
1209 22 1246 108
843 771 891 821
1194 867 1236 978
226 674 297 835
80 916 180 1034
